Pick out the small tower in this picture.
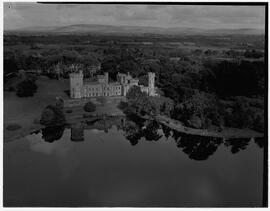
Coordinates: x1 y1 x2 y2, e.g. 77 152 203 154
70 70 83 99
104 72 109 84
148 72 155 96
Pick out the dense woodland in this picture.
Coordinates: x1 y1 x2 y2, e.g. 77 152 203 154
4 34 265 132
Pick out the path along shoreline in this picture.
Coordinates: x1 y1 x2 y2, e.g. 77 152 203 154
4 111 264 143
155 115 264 139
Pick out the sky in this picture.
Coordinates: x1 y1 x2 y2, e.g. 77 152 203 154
4 2 266 30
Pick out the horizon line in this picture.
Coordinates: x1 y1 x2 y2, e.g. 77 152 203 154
4 23 265 32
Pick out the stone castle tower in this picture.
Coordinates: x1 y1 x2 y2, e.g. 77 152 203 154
104 72 109 83
70 70 83 98
148 72 155 96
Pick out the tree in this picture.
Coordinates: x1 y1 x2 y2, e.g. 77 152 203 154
40 105 66 127
126 86 144 101
101 56 119 80
125 86 154 116
173 91 224 129
118 60 142 77
55 97 64 110
16 79 37 97
176 135 223 160
125 86 175 118
224 138 251 154
149 96 174 117
224 97 258 129
4 58 18 77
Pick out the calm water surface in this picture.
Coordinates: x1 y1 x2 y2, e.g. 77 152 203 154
4 117 265 207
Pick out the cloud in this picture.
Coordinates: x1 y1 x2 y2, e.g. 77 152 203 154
56 4 82 10
3 3 266 30
115 5 158 21
167 5 264 28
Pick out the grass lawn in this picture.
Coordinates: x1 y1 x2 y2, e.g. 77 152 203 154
4 76 69 142
64 96 125 125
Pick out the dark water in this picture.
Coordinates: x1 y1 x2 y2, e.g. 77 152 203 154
4 116 265 207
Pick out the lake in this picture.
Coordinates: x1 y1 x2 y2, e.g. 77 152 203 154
4 116 265 207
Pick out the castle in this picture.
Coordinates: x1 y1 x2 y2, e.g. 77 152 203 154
70 71 156 99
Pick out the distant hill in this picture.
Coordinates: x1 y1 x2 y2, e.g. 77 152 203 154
5 24 264 36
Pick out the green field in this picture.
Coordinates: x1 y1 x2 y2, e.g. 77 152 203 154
4 76 69 142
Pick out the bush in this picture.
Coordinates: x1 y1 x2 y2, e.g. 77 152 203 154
6 123 21 131
55 97 64 110
96 96 107 105
83 101 96 112
126 86 143 101
16 79 37 97
40 105 66 127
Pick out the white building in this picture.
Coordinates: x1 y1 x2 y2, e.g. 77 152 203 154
70 71 157 99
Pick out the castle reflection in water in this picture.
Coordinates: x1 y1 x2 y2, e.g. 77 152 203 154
70 116 126 141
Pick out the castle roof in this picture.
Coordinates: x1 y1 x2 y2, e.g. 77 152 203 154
84 81 101 85
109 82 121 86
97 75 105 79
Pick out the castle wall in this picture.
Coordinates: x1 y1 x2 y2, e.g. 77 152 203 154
148 72 155 96
82 83 122 97
83 84 102 97
70 72 83 99
101 84 122 96
70 71 156 99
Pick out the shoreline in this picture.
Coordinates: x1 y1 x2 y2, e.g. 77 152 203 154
4 98 264 143
141 114 264 139
4 111 264 143
4 123 44 143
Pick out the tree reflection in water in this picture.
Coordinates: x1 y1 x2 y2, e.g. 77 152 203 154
41 126 65 143
172 130 223 161
124 116 225 161
124 119 143 146
254 137 265 148
123 115 162 145
161 124 172 139
224 138 251 154
38 115 263 161
124 116 260 161
143 120 162 141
